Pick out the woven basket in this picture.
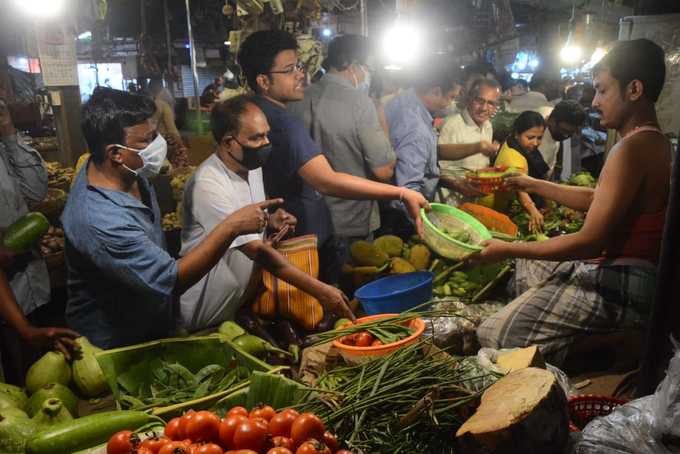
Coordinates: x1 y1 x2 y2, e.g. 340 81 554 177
568 394 628 432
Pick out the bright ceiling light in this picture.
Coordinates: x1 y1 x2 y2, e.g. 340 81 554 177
78 31 92 40
590 47 606 65
382 21 423 66
11 0 65 18
224 41 231 46
560 45 582 64
322 28 332 37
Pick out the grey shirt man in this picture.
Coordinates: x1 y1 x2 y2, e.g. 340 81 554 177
289 73 395 237
0 134 50 315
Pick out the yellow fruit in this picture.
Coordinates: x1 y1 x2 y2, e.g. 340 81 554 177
373 235 404 257
350 240 389 267
408 244 432 270
391 257 416 274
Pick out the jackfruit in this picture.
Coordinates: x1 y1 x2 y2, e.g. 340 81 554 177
373 235 404 257
391 257 416 274
408 244 432 270
350 240 389 267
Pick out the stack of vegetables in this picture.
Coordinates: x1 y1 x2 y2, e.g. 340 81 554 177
0 336 112 453
296 340 494 454
44 161 75 190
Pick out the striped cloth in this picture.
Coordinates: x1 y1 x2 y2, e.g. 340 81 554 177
477 259 657 367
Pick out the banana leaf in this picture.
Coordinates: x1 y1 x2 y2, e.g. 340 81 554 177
95 335 273 417
212 369 307 415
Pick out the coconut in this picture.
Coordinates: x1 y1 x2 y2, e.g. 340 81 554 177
31 398 72 427
71 337 110 397
27 383 78 418
25 351 71 394
0 411 38 454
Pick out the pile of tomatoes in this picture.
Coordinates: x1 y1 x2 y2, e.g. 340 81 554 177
106 405 349 454
340 331 383 347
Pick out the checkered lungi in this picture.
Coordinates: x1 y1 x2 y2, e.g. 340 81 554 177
477 259 657 367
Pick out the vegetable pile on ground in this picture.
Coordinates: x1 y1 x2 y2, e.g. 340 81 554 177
106 406 347 454
296 340 494 454
44 161 75 189
430 260 511 303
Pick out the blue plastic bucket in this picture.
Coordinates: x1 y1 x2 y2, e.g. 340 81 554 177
355 271 434 315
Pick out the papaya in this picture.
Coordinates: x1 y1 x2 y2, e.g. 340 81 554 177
373 235 403 257
350 241 389 267
408 244 432 270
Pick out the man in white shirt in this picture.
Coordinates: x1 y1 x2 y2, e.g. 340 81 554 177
507 71 558 117
438 78 502 172
180 95 354 332
538 100 586 174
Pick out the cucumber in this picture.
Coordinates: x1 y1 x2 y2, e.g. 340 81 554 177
2 212 49 252
26 410 153 454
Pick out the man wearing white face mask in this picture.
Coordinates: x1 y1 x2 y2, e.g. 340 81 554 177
289 34 396 265
62 88 282 348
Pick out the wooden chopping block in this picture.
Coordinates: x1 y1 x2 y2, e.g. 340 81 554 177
456 367 569 454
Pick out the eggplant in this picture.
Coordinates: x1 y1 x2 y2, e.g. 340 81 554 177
235 310 282 349
273 319 303 347
315 311 339 333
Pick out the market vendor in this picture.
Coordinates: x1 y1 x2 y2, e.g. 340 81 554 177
149 79 189 168
288 34 396 264
475 39 671 368
179 95 354 332
538 100 586 175
237 30 428 284
492 111 549 232
62 87 282 349
0 98 76 383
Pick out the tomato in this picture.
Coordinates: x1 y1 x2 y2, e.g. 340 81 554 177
185 410 221 443
178 411 197 439
370 339 383 347
159 441 192 454
267 448 294 454
269 411 298 438
107 430 139 454
165 418 184 440
139 436 171 453
336 450 353 454
226 406 249 418
249 404 276 422
322 432 338 452
250 417 270 433
137 448 154 454
295 440 331 454
281 409 300 419
290 413 325 447
270 436 294 449
354 332 374 347
193 443 224 454
232 419 268 452
218 414 248 449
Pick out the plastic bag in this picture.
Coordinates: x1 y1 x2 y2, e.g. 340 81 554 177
421 299 504 355
476 347 576 398
574 339 680 454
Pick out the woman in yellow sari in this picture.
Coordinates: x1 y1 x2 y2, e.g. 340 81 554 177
493 111 549 232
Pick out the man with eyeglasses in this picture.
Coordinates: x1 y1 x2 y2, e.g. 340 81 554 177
238 30 428 285
538 100 586 176
288 34 396 267
438 78 502 175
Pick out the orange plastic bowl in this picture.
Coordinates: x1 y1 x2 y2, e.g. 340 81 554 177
332 314 426 363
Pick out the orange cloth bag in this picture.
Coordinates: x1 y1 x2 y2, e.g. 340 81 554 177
251 235 324 330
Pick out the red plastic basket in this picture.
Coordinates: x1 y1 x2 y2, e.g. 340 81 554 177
465 166 511 194
568 395 628 432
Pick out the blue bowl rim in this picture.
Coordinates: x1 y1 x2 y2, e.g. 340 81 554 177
355 271 434 301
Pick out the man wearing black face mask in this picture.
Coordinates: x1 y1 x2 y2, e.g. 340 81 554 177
62 88 283 348
179 95 354 332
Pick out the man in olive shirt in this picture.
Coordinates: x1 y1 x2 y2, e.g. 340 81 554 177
289 35 396 262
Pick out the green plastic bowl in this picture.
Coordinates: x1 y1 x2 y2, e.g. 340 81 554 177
420 203 492 260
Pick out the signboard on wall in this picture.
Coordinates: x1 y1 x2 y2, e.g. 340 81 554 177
37 25 78 86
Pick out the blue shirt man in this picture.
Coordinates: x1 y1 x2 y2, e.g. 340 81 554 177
385 89 440 201
63 163 176 348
